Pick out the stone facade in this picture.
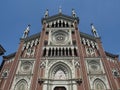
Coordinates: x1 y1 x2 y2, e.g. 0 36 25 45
0 10 120 90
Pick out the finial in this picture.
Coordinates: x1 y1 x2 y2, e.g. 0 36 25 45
72 8 76 17
44 9 49 18
22 24 30 38
59 6 62 14
91 23 99 37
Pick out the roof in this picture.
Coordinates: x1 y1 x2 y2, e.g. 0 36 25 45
105 51 119 58
3 52 16 60
0 44 6 55
21 32 40 42
80 32 96 41
41 13 79 24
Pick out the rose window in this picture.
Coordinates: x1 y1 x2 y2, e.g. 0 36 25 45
51 30 69 45
20 61 32 73
88 60 100 71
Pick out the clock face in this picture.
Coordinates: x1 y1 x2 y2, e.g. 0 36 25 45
51 30 69 45
54 70 66 79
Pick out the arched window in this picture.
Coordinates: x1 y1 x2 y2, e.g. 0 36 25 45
74 48 78 56
43 48 46 56
48 48 51 56
69 48 72 56
59 20 61 27
52 48 54 56
14 79 28 90
55 22 58 27
62 48 65 56
94 79 106 90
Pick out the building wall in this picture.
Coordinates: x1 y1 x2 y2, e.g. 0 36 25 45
0 13 120 90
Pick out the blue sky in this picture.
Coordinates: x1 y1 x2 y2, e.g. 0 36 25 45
0 0 120 63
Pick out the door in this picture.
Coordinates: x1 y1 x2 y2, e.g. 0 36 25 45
54 87 66 90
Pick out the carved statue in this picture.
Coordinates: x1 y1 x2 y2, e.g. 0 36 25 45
22 25 30 38
72 9 76 17
59 6 62 13
44 9 49 18
91 23 99 37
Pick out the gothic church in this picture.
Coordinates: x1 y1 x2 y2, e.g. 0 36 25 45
0 9 120 90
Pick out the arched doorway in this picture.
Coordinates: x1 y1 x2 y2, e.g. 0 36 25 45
54 87 66 90
47 62 73 90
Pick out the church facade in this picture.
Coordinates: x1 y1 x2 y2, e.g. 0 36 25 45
0 9 120 90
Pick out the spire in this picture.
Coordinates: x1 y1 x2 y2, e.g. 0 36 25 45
44 9 49 18
91 23 99 37
59 6 62 14
22 24 30 38
72 8 76 17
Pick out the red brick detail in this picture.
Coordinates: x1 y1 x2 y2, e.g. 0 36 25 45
74 22 89 90
3 40 24 90
96 38 118 90
30 25 46 90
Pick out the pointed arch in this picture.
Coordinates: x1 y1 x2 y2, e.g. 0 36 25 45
14 79 28 90
43 48 46 56
48 62 72 79
93 79 107 90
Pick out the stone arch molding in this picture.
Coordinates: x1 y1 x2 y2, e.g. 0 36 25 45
14 79 28 90
45 60 74 78
48 61 72 79
89 76 110 89
10 76 31 90
93 79 107 90
43 60 77 90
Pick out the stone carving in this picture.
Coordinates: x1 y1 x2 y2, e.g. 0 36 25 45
20 61 33 74
22 25 30 38
91 23 99 37
72 9 76 17
40 61 46 68
44 9 49 18
86 48 95 57
2 69 9 78
74 61 80 68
